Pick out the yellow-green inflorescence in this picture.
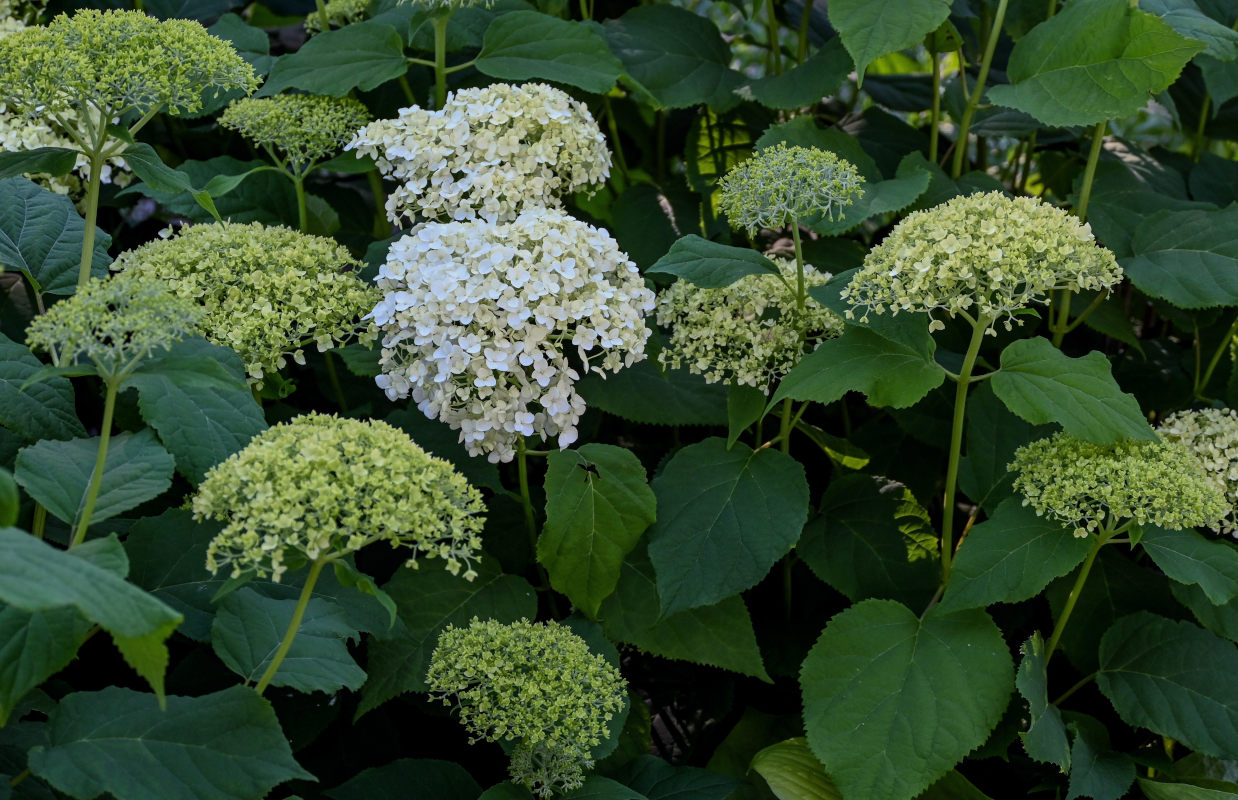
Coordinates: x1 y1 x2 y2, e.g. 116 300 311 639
426 618 627 797
1009 431 1228 538
656 256 843 392
842 191 1122 332
194 413 486 582
219 94 371 175
304 0 370 34
717 143 863 235
25 271 201 378
1159 407 1238 537
110 221 380 384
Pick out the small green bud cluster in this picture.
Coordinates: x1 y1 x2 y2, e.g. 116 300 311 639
110 221 379 384
194 413 485 582
655 256 843 392
304 0 369 34
426 618 627 797
1009 432 1229 537
842 192 1121 332
717 143 863 236
1159 408 1238 536
219 94 371 175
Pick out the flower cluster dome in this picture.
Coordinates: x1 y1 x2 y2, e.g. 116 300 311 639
717 143 863 235
1159 407 1238 536
219 94 371 175
369 207 654 462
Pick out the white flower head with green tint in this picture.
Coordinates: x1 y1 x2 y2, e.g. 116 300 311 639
842 191 1121 333
219 94 371 175
304 0 369 34
110 221 380 384
348 82 611 224
1009 431 1228 538
25 271 201 378
1159 407 1238 537
193 413 486 582
426 618 627 797
370 207 654 463
717 143 863 236
656 256 843 392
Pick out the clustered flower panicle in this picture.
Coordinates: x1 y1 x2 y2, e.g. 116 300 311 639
1009 431 1228 537
1159 407 1238 536
842 191 1122 332
370 207 654 462
717 143 863 235
304 0 369 34
219 94 371 175
426 618 627 797
110 221 379 383
348 82 610 224
194 414 485 582
656 256 842 391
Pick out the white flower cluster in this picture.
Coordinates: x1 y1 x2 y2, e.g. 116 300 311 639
370 207 654 462
1159 408 1238 537
348 82 610 225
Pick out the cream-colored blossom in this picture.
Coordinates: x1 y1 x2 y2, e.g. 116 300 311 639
656 256 842 392
426 618 626 797
370 207 654 462
842 192 1121 332
194 413 485 582
110 222 379 384
304 0 369 34
717 143 863 235
219 94 371 175
1159 408 1238 537
348 82 610 224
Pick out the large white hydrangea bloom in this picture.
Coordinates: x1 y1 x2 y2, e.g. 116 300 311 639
347 82 610 225
369 207 654 462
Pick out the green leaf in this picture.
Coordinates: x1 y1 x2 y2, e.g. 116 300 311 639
1121 207 1238 309
727 385 767 448
357 557 536 717
599 542 771 682
260 21 409 96
942 499 1091 611
14 430 176 527
121 143 222 220
0 148 78 180
0 332 85 442
211 587 365 694
800 600 1013 800
475 11 621 93
0 528 182 702
1085 160 1212 258
1141 526 1238 605
957 383 1050 510
1174 582 1238 644
808 156 932 236
1140 0 1238 61
990 337 1155 445
27 686 313 800
0 468 15 528
827 0 951 85
565 777 649 799
741 39 852 109
771 326 946 410
917 772 995 800
325 759 481 800
331 560 397 630
986 0 1205 127
538 444 656 619
611 755 738 800
1140 778 1238 799
749 738 841 800
604 5 743 110
647 235 781 288
0 177 111 296
1066 713 1135 800
124 510 225 642
1015 634 1071 769
648 438 808 615
577 360 729 427
0 605 92 726
1098 612 1238 757
793 422 870 470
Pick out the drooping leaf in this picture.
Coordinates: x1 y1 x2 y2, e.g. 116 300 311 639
827 0 952 85
0 177 111 296
1015 634 1071 769
749 738 842 800
1140 0 1238 61
647 235 781 289
1121 207 1238 309
611 755 738 800
1066 713 1136 800
260 21 409 96
0 332 85 442
475 11 621 93
1174 582 1238 644
577 359 729 427
325 759 481 800
1141 526 1238 605
741 39 852 109
124 510 225 642
0 606 92 726
0 148 78 180
1139 778 1238 799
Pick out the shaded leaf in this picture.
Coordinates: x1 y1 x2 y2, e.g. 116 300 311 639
827 0 952 85
0 332 85 442
260 21 409 96
742 39 851 109
1122 207 1238 309
647 235 780 288
1015 633 1071 769
0 177 111 296
749 738 841 800
1141 526 1238 605
325 759 481 800
476 11 622 93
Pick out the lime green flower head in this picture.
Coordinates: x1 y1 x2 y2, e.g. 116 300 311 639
1159 408 1238 537
426 618 627 797
219 94 371 175
842 191 1121 333
1009 432 1228 538
25 271 201 379
110 222 380 384
655 256 843 392
194 413 486 582
717 143 863 236
304 0 369 34
0 10 258 121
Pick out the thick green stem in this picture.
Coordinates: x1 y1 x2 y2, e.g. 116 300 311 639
314 0 330 32
255 556 331 695
366 169 389 238
603 96 630 188
1051 121 1106 347
778 398 793 454
293 174 308 232
76 148 106 289
516 436 539 555
950 0 1009 179
432 15 450 110
1192 94 1211 162
929 48 942 164
941 316 991 583
1046 533 1109 661
69 379 118 549
1198 313 1238 398
32 503 46 540
796 0 812 63
764 0 782 74
790 223 807 313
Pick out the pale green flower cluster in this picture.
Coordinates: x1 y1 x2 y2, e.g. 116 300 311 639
219 94 371 175
717 143 863 235
0 10 257 120
397 0 494 10
110 222 379 383
25 272 201 378
1009 432 1228 537
194 413 485 582
842 192 1122 332
304 0 369 34
656 257 842 392
426 618 626 797
1159 408 1238 537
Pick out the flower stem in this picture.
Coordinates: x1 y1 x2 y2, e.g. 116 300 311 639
941 315 991 583
314 0 330 31
293 174 308 233
1051 120 1106 347
1198 313 1238 399
432 15 450 110
1045 532 1108 662
778 397 793 454
764 0 783 75
796 0 812 63
929 46 942 164
603 96 630 189
69 378 118 549
32 503 46 540
516 435 539 555
1192 93 1211 162
950 0 1009 179
366 168 389 238
790 222 806 313
255 555 331 695
76 147 106 289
